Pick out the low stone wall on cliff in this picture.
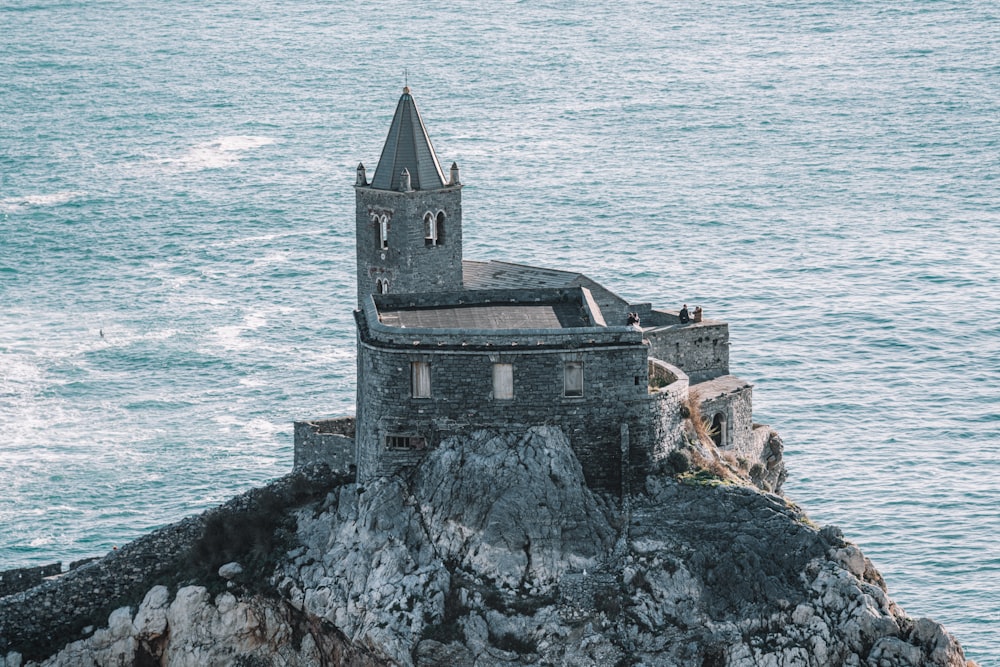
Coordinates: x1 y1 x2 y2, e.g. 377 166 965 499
0 564 61 599
293 416 357 472
0 465 346 663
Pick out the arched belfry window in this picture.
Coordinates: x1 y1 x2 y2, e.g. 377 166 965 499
436 211 446 245
424 212 436 246
376 278 388 294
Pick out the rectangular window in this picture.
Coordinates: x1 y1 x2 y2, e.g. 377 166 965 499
564 361 584 397
493 363 514 400
385 435 426 450
411 361 431 398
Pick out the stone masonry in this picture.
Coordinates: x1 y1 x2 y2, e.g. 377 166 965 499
354 184 463 306
294 87 764 496
292 417 356 472
354 288 651 491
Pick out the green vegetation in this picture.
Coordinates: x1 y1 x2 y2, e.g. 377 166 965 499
677 469 728 487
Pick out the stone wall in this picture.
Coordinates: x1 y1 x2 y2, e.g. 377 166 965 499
0 563 61 599
293 417 356 473
643 318 729 383
0 466 343 662
690 376 754 455
355 185 463 306
570 275 629 325
356 336 651 492
647 358 690 463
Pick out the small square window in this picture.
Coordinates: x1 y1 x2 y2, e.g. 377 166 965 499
411 361 431 398
564 361 584 397
493 363 513 400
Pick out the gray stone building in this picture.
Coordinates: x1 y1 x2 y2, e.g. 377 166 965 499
295 88 769 493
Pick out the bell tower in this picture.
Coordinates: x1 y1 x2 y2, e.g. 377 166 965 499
355 87 463 306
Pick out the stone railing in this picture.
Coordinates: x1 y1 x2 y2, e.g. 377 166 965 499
648 358 685 392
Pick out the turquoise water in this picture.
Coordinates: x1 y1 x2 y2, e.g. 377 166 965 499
1 1 997 662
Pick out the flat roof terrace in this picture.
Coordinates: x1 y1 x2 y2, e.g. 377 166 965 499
360 288 642 350
378 302 586 330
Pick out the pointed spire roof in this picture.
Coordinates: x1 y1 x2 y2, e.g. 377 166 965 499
370 87 447 191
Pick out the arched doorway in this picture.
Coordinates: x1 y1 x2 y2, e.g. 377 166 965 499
711 413 726 448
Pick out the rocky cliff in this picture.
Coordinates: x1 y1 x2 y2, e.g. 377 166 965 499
0 427 971 666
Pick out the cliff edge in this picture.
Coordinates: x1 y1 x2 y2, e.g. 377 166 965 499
0 428 970 666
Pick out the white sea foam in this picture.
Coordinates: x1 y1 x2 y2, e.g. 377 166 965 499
160 135 276 171
252 251 289 265
214 228 329 248
0 355 45 390
0 191 84 213
242 312 267 329
243 418 282 436
208 325 250 350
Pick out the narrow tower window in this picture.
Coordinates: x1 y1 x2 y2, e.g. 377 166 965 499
424 212 437 246
411 361 431 398
436 210 446 245
376 278 388 294
493 363 514 400
564 361 584 397
378 215 389 249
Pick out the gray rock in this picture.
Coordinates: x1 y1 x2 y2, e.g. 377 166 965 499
217 562 243 580
4 428 969 667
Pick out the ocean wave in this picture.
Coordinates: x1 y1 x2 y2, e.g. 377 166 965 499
158 135 277 171
0 191 84 213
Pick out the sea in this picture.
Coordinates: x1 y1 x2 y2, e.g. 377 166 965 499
1 0 997 662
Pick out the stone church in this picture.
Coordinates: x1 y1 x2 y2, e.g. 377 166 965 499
295 88 770 494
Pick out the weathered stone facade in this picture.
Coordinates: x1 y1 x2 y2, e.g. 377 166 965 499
643 317 730 384
294 87 764 494
690 375 753 452
354 184 463 306
647 358 690 464
354 288 650 491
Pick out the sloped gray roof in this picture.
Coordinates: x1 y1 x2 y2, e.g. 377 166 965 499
462 260 630 324
370 88 447 191
462 260 582 290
